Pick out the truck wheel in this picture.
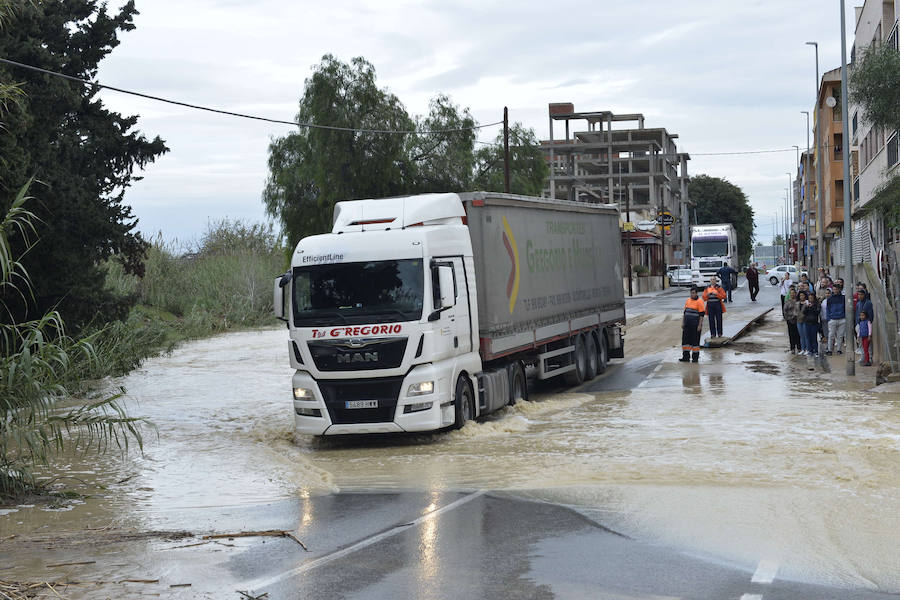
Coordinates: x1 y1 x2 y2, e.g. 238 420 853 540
510 362 527 405
770 276 778 286
584 333 599 380
453 375 473 429
597 332 609 374
564 335 586 386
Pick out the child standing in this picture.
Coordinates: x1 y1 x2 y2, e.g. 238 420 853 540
858 310 873 366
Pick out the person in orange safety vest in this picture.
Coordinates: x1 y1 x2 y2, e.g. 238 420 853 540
680 286 706 363
702 276 727 338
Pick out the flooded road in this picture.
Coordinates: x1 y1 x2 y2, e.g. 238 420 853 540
3 290 900 595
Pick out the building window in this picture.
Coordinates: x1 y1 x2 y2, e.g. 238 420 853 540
888 132 899 168
834 133 843 161
853 178 860 205
852 112 858 138
832 88 842 121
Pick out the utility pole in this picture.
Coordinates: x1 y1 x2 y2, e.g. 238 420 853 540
625 182 633 297
802 111 812 267
503 106 510 194
840 0 856 376
787 174 793 262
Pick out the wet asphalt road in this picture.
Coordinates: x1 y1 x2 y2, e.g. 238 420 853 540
230 491 897 600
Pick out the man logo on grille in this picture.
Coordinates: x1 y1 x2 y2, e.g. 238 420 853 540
336 352 379 364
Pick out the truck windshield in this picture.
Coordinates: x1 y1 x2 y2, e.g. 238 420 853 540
692 237 728 257
292 259 424 326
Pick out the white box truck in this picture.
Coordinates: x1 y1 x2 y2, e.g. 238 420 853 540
690 223 738 285
273 192 625 435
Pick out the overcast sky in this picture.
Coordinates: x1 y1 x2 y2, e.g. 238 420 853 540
94 0 860 249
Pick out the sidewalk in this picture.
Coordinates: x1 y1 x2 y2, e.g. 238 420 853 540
626 286 683 299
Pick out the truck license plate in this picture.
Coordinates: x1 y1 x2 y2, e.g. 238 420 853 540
345 400 378 409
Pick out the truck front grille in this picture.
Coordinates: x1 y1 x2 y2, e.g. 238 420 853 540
308 337 408 372
318 376 404 424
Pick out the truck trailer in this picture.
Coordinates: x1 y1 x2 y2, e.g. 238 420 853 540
273 192 625 435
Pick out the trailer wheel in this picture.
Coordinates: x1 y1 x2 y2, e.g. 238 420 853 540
584 333 599 380
597 332 609 374
510 362 527 405
769 276 779 286
453 375 473 429
564 335 586 386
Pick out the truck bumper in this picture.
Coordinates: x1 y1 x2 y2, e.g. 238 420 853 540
291 365 454 436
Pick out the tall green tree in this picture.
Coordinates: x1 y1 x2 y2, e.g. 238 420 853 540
850 42 900 134
850 41 900 228
406 94 476 193
474 123 548 195
264 55 413 246
689 175 755 264
0 0 167 331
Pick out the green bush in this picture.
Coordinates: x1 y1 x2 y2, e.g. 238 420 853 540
1 184 145 501
633 264 650 276
95 218 287 371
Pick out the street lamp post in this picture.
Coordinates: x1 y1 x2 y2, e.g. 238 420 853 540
806 40 824 270
840 0 855 376
784 189 790 261
801 111 812 267
787 173 794 263
792 145 800 262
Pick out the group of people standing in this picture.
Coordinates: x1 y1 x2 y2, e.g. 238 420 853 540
679 275 734 363
680 263 878 367
780 268 876 365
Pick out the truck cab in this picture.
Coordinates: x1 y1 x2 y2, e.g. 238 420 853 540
274 194 481 435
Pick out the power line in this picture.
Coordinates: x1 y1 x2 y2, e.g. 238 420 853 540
691 148 797 156
0 57 503 135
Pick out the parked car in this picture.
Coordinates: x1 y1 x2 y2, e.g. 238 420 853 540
668 268 694 287
765 265 809 286
691 269 703 287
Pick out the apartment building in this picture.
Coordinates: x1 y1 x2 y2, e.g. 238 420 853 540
813 67 846 265
798 149 818 262
540 104 690 286
850 0 899 263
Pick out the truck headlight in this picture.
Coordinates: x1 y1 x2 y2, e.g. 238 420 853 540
293 387 314 400
407 381 434 397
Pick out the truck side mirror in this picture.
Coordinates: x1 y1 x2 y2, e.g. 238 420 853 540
273 271 291 322
438 266 455 309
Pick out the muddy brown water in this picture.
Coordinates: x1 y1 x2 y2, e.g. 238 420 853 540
2 320 899 593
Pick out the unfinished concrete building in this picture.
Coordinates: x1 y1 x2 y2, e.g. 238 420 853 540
541 104 691 288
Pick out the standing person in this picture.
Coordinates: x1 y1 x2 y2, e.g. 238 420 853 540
857 310 873 366
798 272 814 292
853 282 868 314
779 272 792 307
826 284 847 356
716 263 737 302
746 263 760 302
796 291 810 355
702 276 727 338
819 287 831 350
855 288 874 329
783 287 801 353
799 291 820 356
680 286 706 363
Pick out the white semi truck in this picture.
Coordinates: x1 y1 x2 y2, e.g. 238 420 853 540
690 223 738 285
273 192 625 435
